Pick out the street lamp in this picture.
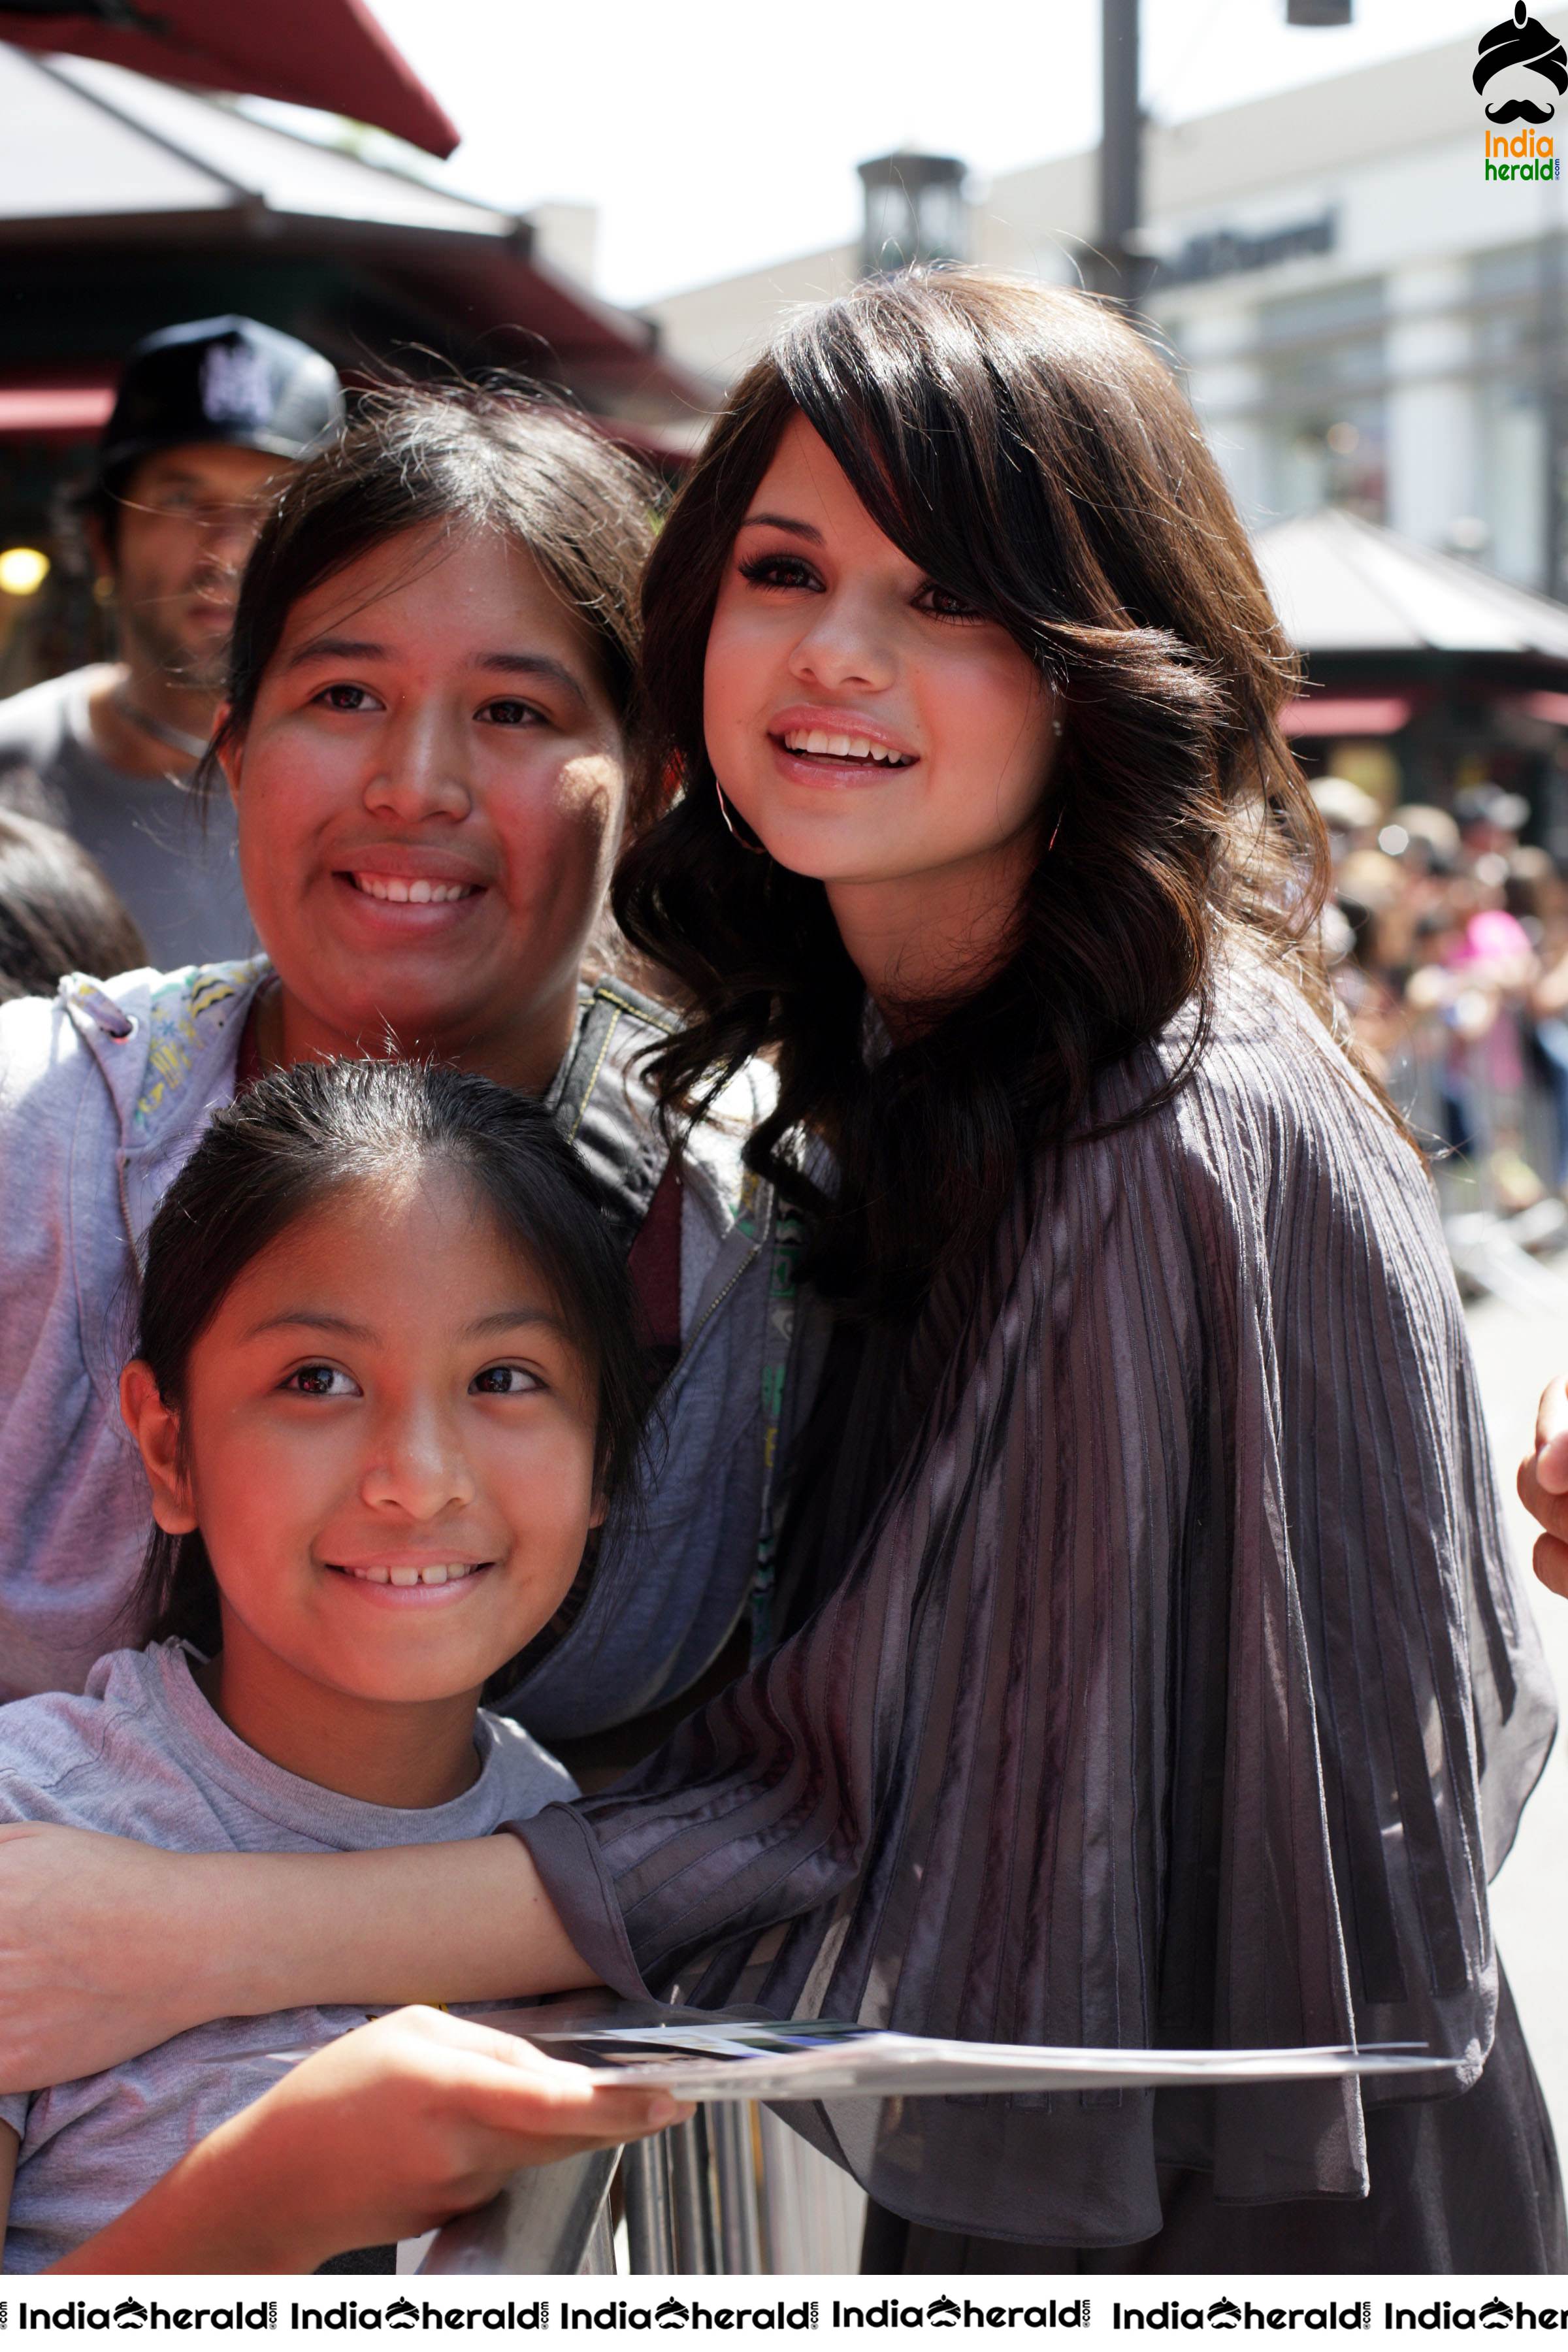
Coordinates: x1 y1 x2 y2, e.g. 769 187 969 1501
857 152 968 279
1093 0 1350 306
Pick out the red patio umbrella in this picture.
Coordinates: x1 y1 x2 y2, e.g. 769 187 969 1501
0 0 459 155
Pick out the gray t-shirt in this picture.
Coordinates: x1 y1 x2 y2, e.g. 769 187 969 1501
0 668 254 970
0 1641 577 2274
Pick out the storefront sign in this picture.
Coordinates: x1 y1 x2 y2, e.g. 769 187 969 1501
1157 213 1335 288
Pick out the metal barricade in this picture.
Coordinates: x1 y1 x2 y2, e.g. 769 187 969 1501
753 2108 866 2276
419 2104 866 2277
620 2132 677 2273
416 1997 870 2278
420 2144 619 2276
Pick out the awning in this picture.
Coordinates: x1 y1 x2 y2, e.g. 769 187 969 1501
0 376 114 437
1254 506 1568 661
1279 694 1414 737
0 54 718 463
0 1 457 156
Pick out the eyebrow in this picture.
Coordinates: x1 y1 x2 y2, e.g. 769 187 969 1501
466 1307 568 1339
244 1307 567 1342
474 652 587 704
281 636 387 672
737 511 823 544
281 639 587 702
245 1310 374 1341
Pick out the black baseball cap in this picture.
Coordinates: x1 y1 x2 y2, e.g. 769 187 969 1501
97 316 344 495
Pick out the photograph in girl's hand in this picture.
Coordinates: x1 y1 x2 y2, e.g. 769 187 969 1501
7 2 1568 2284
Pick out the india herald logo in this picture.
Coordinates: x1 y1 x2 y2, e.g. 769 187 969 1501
1475 2 1568 122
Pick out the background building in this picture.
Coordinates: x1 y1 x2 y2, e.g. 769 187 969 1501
649 20 1568 591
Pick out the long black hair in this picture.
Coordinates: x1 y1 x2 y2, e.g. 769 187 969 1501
131 1057 649 1669
614 269 1356 1318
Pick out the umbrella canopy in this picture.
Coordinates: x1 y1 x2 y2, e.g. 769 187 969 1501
0 50 713 471
1254 505 1568 661
0 0 457 156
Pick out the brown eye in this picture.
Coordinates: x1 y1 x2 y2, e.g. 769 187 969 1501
282 1364 358 1397
477 698 545 728
917 582 984 623
471 1364 542 1396
739 553 822 593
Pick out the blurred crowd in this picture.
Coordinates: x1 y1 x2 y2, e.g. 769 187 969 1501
1324 776 1568 1218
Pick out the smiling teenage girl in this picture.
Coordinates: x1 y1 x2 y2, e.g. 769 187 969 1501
0 1057 684 2274
543 272 1563 2270
0 388 775 1736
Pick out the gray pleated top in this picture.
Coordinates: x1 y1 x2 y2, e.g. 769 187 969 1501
515 959 1556 2249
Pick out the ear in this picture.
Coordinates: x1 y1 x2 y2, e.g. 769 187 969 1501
214 711 242 809
119 1360 199 1535
82 509 114 589
587 1490 608 1533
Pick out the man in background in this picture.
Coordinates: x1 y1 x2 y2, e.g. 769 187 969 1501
0 318 342 969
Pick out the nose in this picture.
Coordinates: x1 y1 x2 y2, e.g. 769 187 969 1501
788 585 896 694
363 705 473 825
198 509 263 574
360 1395 476 1522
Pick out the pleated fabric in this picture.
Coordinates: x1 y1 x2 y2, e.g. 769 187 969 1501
515 962 1557 2249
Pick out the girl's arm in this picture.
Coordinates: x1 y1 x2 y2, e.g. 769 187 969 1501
0 1824 594 2093
44 2008 689 2276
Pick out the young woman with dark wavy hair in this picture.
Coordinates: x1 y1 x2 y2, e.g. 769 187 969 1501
1 273 1560 2274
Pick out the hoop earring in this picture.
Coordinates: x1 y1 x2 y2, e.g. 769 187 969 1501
715 780 768 856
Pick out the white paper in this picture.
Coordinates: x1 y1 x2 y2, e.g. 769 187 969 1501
517 2016 1448 2105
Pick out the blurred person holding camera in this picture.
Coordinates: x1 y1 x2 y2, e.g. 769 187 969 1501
0 319 342 968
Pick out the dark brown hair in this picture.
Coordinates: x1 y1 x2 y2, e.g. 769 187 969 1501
200 382 659 813
613 270 1346 1316
0 804 146 1000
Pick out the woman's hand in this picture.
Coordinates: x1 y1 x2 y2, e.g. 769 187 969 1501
0 1825 597 2094
1520 1376 1568 1596
50 2006 691 2274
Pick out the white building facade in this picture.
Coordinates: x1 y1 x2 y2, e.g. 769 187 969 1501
647 19 1568 596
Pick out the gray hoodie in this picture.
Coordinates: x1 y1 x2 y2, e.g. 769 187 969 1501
0 960 781 1733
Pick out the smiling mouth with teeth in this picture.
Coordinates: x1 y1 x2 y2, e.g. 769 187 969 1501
333 1561 489 1586
350 874 479 906
779 730 914 767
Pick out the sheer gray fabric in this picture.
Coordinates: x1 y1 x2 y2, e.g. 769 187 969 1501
516 967 1556 2248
